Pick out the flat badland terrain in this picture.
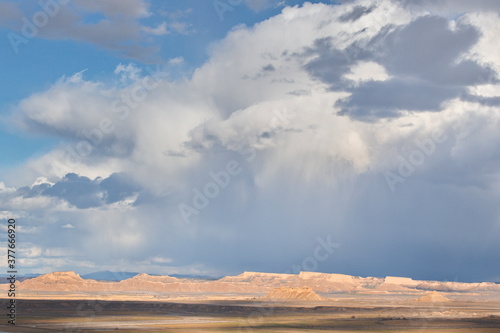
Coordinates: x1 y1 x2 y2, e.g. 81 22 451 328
1 271 499 332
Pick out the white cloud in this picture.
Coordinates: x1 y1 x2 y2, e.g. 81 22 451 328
464 11 500 75
468 84 500 98
114 63 143 83
143 256 174 265
31 176 54 187
19 257 95 271
344 61 390 84
142 22 168 36
20 246 43 258
1 195 57 211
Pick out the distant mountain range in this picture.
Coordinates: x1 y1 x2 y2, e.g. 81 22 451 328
0 274 40 284
0 271 219 283
81 270 220 281
81 271 139 281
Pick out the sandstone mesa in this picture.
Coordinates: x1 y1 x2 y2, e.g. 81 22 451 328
2 271 499 296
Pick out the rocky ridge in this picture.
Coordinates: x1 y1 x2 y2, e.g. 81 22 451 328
5 271 500 294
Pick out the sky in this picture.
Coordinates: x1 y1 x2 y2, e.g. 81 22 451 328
0 0 499 283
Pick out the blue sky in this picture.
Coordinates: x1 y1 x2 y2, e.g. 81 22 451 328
0 0 499 282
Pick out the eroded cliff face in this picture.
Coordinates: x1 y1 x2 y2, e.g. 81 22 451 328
264 286 324 300
8 270 500 294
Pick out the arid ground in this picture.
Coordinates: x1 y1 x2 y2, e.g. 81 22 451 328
1 271 499 332
1 295 500 332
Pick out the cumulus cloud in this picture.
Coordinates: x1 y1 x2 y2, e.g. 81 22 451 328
2 0 500 281
301 10 497 119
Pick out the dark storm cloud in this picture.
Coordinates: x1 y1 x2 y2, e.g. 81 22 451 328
302 15 496 119
460 94 500 107
336 79 460 120
401 0 500 13
377 16 494 86
43 173 102 208
262 64 276 72
16 173 142 209
15 183 51 198
329 174 500 282
99 172 143 204
302 37 369 89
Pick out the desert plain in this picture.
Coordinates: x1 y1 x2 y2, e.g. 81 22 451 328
1 271 500 332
